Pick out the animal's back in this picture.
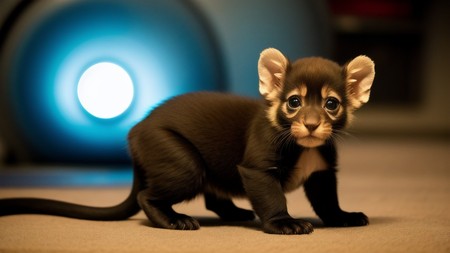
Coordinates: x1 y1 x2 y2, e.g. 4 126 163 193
128 92 262 195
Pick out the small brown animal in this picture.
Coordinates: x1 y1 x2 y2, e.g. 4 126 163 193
0 48 375 234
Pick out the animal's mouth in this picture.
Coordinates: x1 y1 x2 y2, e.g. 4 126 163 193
291 122 331 148
296 135 325 148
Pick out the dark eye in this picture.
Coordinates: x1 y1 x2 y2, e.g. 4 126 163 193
325 97 340 111
287 96 301 110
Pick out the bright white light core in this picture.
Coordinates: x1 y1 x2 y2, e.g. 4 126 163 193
77 62 134 119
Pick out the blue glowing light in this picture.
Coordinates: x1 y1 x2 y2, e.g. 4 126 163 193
77 62 134 119
5 0 224 163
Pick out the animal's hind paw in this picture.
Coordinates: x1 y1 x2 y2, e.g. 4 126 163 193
167 214 200 230
323 211 369 227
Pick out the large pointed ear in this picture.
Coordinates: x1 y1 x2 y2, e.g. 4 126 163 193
258 48 289 101
345 55 375 109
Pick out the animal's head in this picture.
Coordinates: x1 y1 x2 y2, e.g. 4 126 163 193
258 48 375 148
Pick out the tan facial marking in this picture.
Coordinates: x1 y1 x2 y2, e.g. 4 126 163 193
328 91 342 102
321 85 330 99
286 89 300 100
321 85 341 101
299 84 307 97
266 100 282 130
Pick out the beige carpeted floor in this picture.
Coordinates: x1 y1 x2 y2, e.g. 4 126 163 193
0 137 449 253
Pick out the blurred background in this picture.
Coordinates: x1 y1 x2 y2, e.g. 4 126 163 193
0 0 448 186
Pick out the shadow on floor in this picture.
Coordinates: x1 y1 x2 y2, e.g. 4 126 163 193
139 216 325 232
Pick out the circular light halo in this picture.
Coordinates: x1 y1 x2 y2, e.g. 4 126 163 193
77 62 134 119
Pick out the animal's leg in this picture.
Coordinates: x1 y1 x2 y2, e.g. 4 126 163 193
239 166 313 234
304 170 369 227
138 192 200 230
134 130 205 230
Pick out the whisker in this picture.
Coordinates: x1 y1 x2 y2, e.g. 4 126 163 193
329 129 356 144
270 125 296 152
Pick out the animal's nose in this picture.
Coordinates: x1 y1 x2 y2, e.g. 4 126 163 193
305 122 320 132
303 113 320 132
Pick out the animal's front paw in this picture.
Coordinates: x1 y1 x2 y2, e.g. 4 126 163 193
263 217 313 235
323 211 369 227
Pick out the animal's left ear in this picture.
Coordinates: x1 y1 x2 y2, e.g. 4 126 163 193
345 56 375 109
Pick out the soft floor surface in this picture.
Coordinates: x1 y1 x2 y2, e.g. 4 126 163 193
0 138 449 253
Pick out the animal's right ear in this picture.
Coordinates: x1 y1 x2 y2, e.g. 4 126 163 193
258 48 289 101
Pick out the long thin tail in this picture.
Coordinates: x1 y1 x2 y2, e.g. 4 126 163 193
0 173 142 221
